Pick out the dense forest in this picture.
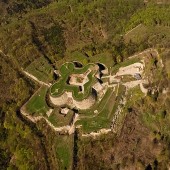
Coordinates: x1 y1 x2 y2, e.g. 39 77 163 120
0 0 170 169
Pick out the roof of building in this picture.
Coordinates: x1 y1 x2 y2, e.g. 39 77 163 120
60 108 70 115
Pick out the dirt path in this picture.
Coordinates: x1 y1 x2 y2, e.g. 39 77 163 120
21 68 51 87
125 24 142 36
68 113 79 134
82 128 111 138
0 50 4 55
123 80 142 89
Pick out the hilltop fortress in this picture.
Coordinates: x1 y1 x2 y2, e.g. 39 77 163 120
20 49 164 136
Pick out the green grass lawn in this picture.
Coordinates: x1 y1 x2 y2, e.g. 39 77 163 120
55 135 74 170
25 86 50 116
124 24 170 46
78 117 111 133
89 52 113 67
56 51 88 68
48 108 74 127
25 57 54 83
60 64 70 75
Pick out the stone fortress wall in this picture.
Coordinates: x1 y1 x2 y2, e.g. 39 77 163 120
49 91 96 110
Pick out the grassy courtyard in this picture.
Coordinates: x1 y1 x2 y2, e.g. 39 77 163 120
25 86 50 117
48 108 74 127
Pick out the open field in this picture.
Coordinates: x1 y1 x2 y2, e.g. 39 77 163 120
124 24 170 47
55 135 74 170
57 51 114 69
25 86 50 116
56 51 88 68
25 57 54 83
125 85 145 107
124 24 149 43
89 52 113 67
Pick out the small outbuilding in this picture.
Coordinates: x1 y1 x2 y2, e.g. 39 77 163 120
60 108 70 115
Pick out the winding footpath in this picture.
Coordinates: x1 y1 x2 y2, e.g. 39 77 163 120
21 68 51 87
125 24 142 36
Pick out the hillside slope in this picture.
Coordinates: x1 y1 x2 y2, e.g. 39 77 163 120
0 0 170 170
